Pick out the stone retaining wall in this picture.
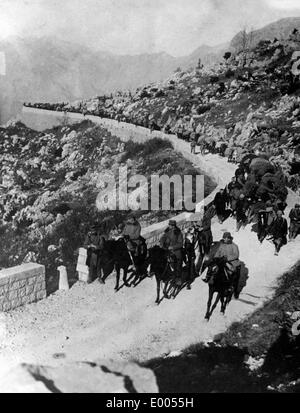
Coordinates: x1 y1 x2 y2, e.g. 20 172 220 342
0 263 46 312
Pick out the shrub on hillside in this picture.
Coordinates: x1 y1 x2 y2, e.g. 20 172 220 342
120 138 173 162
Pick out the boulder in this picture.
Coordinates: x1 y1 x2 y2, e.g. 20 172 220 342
0 360 158 393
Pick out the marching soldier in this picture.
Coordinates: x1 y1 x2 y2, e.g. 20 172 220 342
84 223 105 282
268 210 288 256
289 204 300 240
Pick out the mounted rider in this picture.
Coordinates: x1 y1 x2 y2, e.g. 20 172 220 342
160 220 184 282
203 232 241 286
122 216 146 258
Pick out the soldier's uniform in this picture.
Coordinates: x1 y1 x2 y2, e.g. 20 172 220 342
84 228 105 280
122 217 142 256
160 220 183 280
184 225 197 283
257 207 268 243
194 214 213 256
214 233 241 279
190 135 197 154
269 214 288 255
235 195 249 231
289 204 300 240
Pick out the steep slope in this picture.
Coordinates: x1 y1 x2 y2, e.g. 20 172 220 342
230 17 300 50
3 17 300 124
55 27 300 195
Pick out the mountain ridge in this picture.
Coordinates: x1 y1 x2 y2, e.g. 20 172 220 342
2 16 300 123
230 16 300 50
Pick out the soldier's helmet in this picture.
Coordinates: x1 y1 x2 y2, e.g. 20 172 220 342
223 232 233 240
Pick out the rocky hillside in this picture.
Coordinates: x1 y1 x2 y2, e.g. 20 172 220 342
34 28 300 196
3 18 300 124
0 36 225 124
231 17 300 51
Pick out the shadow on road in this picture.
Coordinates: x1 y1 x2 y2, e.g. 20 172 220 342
143 344 264 393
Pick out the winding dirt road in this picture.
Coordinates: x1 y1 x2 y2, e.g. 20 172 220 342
0 134 299 375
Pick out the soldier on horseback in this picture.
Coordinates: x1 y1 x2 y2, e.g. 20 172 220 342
214 232 241 279
197 214 213 257
203 232 241 320
123 216 141 252
160 220 184 284
122 216 147 272
203 232 241 298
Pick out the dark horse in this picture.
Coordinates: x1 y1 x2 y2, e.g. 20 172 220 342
147 246 180 304
150 122 161 132
204 257 235 321
98 238 148 291
184 227 212 283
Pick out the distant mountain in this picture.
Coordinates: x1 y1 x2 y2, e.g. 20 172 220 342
178 43 227 68
0 36 224 123
230 17 300 51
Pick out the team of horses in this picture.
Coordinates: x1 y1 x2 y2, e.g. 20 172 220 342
89 233 238 321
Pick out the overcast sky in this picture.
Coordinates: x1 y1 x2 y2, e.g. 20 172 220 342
0 0 300 56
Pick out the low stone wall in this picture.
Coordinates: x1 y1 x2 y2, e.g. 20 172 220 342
0 263 46 312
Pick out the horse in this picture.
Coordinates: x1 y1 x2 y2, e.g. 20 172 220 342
97 238 148 291
198 142 206 155
184 228 209 286
204 256 235 321
147 246 179 304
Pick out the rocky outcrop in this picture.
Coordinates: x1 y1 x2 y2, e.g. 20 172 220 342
0 360 158 393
